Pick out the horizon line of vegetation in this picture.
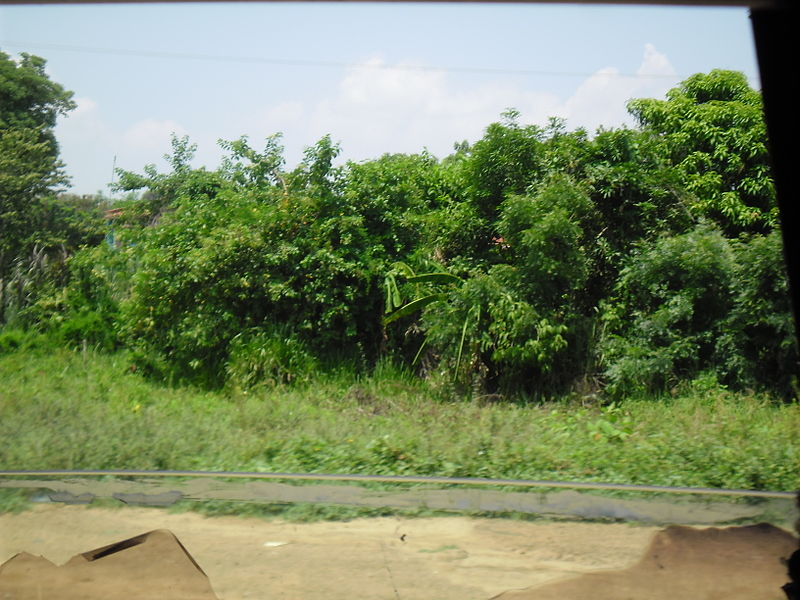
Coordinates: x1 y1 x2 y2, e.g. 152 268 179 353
1 50 797 402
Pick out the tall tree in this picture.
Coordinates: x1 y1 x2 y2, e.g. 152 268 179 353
627 70 775 235
0 51 76 323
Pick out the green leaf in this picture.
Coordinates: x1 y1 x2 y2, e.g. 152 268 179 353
383 293 447 325
390 261 415 278
383 274 402 313
411 337 428 366
454 305 480 381
406 272 463 286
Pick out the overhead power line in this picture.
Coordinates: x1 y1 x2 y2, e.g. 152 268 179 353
0 39 699 80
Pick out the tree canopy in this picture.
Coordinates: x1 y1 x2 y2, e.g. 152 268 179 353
1 51 102 326
5 64 797 399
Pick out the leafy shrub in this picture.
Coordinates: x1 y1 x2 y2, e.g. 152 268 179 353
225 326 318 389
118 154 384 385
716 230 799 396
422 270 570 394
464 109 545 220
628 70 775 235
56 310 117 350
419 200 491 267
5 69 791 401
0 329 27 354
343 152 453 260
24 243 129 350
497 175 595 309
601 224 735 396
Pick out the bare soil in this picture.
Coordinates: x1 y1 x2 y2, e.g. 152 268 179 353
0 504 795 600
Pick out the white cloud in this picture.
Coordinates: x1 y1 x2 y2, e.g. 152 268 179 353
559 44 678 132
122 118 187 152
638 43 677 77
247 44 677 164
56 106 192 193
55 44 680 194
58 96 107 140
291 56 561 160
70 96 99 117
55 97 118 194
253 101 305 143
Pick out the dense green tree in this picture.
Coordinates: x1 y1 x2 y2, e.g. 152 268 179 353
716 231 798 396
113 134 226 227
343 152 454 261
464 109 545 222
0 51 75 137
111 137 385 386
601 224 736 397
1 51 77 323
9 58 794 399
218 134 287 192
628 70 774 235
412 176 597 394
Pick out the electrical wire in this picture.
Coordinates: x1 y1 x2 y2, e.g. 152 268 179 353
0 39 697 80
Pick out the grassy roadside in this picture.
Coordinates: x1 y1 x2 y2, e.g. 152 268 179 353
1 346 798 517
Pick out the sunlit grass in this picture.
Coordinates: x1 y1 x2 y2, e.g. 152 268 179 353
1 346 798 501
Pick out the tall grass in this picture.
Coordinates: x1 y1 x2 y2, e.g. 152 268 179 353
1 344 798 495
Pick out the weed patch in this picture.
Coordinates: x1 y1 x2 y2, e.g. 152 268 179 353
1 348 798 519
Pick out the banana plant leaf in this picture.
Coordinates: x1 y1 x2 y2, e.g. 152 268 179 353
383 293 448 325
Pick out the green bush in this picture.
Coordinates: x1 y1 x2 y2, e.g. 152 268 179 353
497 175 595 309
56 310 117 350
716 230 799 396
464 109 545 221
5 68 792 399
23 243 129 350
421 270 570 394
117 149 384 385
601 224 736 396
0 329 27 354
628 70 775 235
225 326 318 389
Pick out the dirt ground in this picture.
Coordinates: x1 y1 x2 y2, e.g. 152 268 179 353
0 504 796 600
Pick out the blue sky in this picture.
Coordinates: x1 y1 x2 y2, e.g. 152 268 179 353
1 3 758 195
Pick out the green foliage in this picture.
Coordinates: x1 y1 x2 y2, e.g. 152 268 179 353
602 221 798 399
0 51 75 133
419 199 491 266
601 224 736 396
4 57 794 399
0 127 70 317
0 52 109 328
343 152 453 260
0 51 75 228
288 134 343 200
113 135 226 227
2 348 798 499
716 231 799 396
35 194 106 249
583 128 693 251
383 262 461 323
422 271 569 393
497 175 595 309
464 109 545 220
24 243 129 350
628 70 775 234
225 326 318 389
0 328 28 354
116 142 384 385
56 310 116 350
0 127 68 200
218 134 287 191
0 190 106 327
